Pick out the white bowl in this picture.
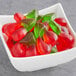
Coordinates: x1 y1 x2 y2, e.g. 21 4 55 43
0 3 76 72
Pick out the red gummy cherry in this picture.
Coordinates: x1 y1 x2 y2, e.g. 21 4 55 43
56 32 75 52
11 43 26 57
11 28 27 41
37 37 52 55
43 31 58 46
7 38 14 49
25 45 38 57
54 18 67 26
3 33 8 42
14 13 25 22
2 23 22 37
61 26 69 34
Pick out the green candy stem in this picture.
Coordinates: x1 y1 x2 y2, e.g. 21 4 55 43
37 15 42 21
20 32 36 46
26 9 38 20
34 23 44 39
22 9 38 32
49 20 61 35
51 46 58 53
42 13 56 23
21 18 36 32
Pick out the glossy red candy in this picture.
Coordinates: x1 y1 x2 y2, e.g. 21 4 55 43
29 27 34 32
25 45 38 57
11 43 26 57
37 37 52 55
48 26 53 31
7 38 14 49
54 18 67 26
56 32 75 52
3 33 8 42
2 23 22 37
14 13 25 22
12 28 27 41
43 31 58 46
61 26 69 34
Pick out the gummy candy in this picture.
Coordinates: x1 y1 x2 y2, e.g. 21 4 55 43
51 46 58 53
37 37 52 54
11 28 27 41
7 38 14 49
25 45 38 57
54 18 67 26
21 18 36 32
20 32 36 46
49 20 61 35
2 23 22 37
11 43 26 57
42 13 56 23
43 30 58 46
2 9 75 57
61 26 69 34
56 32 74 51
14 13 25 22
26 9 38 20
34 22 44 38
3 33 8 42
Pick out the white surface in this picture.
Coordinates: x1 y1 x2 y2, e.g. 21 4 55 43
0 3 76 72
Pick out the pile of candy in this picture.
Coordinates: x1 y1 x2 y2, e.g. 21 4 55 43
2 10 75 57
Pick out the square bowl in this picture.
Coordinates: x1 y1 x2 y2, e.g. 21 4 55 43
0 3 76 72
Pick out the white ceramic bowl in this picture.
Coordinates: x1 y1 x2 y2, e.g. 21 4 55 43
0 3 76 72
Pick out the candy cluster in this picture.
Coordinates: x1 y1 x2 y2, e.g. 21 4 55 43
2 10 75 57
